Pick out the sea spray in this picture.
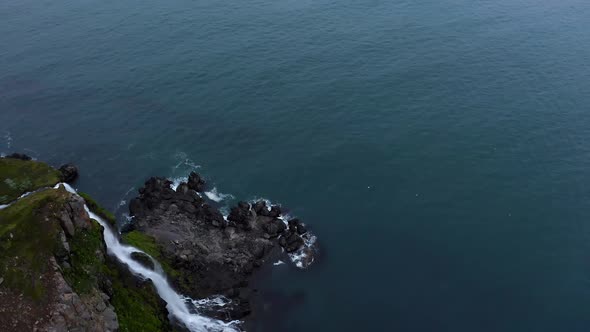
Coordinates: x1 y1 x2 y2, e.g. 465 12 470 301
204 187 234 203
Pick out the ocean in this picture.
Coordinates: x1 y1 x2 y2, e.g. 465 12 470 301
2 0 590 330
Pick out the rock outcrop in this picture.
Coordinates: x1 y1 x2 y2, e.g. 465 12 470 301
59 163 79 183
44 257 118 332
126 174 317 320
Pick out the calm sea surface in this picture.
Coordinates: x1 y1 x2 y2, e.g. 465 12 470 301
2 0 590 330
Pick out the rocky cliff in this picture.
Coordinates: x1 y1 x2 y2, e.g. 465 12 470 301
0 156 169 332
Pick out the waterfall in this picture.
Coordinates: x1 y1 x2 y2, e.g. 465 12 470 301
58 183 240 332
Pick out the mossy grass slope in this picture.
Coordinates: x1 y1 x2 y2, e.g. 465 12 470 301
0 188 68 299
79 191 117 226
122 231 179 278
62 219 106 294
105 261 172 332
0 158 61 204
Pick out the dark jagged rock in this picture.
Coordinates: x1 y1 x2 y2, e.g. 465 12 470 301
4 152 32 160
130 177 201 218
176 182 190 195
279 231 305 253
125 172 317 322
262 218 287 238
59 163 79 183
228 202 253 228
197 203 225 228
268 206 281 218
187 172 206 192
252 201 267 214
287 218 308 235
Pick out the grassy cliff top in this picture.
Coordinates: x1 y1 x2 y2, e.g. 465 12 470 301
0 158 61 204
0 187 68 299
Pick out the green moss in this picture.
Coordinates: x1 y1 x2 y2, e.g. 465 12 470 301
62 220 105 294
106 262 171 332
122 231 179 278
0 188 67 299
0 158 61 204
79 192 117 226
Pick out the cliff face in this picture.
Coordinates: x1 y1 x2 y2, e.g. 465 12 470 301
0 184 118 331
0 157 169 332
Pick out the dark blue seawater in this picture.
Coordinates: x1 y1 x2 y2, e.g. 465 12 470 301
3 0 590 330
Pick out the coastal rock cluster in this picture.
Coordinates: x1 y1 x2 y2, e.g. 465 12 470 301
1 155 317 330
127 172 316 319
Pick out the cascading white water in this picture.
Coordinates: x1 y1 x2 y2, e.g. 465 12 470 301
57 183 240 332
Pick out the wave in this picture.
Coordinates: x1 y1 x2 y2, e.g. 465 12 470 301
204 187 234 203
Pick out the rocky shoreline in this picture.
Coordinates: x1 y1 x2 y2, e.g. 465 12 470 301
0 154 318 331
126 172 317 320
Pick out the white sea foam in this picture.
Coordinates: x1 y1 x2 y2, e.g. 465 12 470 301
204 187 234 203
172 152 201 173
191 295 233 309
273 260 285 266
170 176 188 191
288 233 317 269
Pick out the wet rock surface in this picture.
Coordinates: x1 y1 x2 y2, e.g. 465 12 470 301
126 174 318 321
